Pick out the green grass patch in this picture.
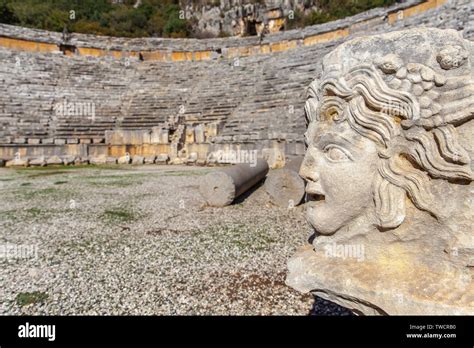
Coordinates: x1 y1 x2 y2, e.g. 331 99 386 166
101 207 141 224
79 172 152 187
10 187 76 204
23 207 42 219
0 209 20 221
161 170 211 177
21 171 69 179
14 187 59 200
0 207 56 222
15 291 49 307
16 165 77 172
88 164 135 171
196 223 277 253
87 179 142 187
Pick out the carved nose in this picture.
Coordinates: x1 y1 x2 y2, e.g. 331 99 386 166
299 152 320 183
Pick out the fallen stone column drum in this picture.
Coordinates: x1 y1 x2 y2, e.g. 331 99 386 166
264 156 305 207
199 159 269 207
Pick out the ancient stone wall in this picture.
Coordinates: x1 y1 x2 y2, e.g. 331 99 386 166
0 0 471 167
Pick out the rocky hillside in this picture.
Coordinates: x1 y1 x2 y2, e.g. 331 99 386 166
0 0 397 38
181 0 397 37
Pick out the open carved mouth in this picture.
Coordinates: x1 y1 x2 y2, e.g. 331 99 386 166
306 193 325 202
305 182 326 203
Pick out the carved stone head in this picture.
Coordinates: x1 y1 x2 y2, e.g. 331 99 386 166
300 28 473 235
288 28 474 315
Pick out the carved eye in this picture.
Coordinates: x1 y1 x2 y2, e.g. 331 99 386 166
324 145 351 162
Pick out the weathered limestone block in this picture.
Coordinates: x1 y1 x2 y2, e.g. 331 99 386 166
89 155 107 165
187 152 198 164
132 155 144 165
62 156 76 165
286 28 474 315
199 159 269 207
29 157 47 166
27 138 41 145
13 138 26 144
118 154 131 164
150 127 169 144
142 131 151 144
106 157 117 164
42 138 54 145
105 130 149 145
169 157 185 165
262 146 285 169
46 155 63 165
0 137 11 144
74 157 89 165
150 128 160 144
144 156 156 164
168 143 177 161
105 131 120 145
185 127 195 144
6 158 29 167
195 125 205 143
206 151 218 165
205 123 218 138
156 154 169 164
160 130 169 144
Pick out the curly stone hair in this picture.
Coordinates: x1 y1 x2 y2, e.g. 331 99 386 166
304 54 473 229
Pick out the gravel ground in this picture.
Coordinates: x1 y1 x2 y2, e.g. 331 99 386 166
0 164 326 315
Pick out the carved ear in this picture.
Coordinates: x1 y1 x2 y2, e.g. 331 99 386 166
374 173 406 230
304 79 320 125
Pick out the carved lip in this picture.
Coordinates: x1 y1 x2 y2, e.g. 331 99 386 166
306 193 325 203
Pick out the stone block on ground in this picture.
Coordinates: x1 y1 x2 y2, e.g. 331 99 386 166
106 157 117 164
186 152 198 164
118 155 131 164
89 156 107 165
132 155 144 165
62 156 76 165
29 157 47 166
156 154 169 164
6 158 29 167
144 156 156 164
46 155 63 165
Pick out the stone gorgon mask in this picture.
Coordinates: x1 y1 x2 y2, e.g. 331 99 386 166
300 28 473 236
